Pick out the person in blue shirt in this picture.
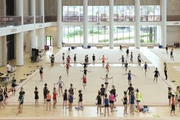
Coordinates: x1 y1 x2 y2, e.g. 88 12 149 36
142 62 150 76
123 70 136 85
104 94 109 116
130 91 135 115
119 55 126 67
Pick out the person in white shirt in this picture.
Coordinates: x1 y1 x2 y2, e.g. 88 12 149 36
54 76 65 97
7 62 11 75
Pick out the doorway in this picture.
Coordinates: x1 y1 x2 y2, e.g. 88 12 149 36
46 36 53 46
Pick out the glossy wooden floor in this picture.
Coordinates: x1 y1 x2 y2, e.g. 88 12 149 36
0 46 180 120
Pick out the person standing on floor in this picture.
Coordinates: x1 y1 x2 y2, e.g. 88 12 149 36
92 54 96 64
0 90 5 109
168 87 172 106
109 90 115 113
53 87 58 109
170 94 176 116
104 94 109 116
7 62 11 76
123 70 136 85
170 49 174 60
127 83 134 103
135 89 142 110
130 91 135 115
166 45 168 55
39 66 43 81
121 91 128 116
34 86 39 107
73 54 77 66
46 90 51 111
142 62 150 76
63 89 68 109
101 74 113 90
96 91 102 114
55 76 65 97
164 62 168 80
43 83 48 104
11 77 17 95
153 67 160 83
49 54 55 67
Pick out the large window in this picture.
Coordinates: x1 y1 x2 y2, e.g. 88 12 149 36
114 6 134 22
140 5 160 21
63 26 83 43
140 26 160 43
114 26 134 43
88 26 109 43
88 6 109 22
63 6 83 22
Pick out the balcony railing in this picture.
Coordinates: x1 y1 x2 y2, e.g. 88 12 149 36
167 15 180 21
140 15 161 22
36 16 43 23
0 16 21 27
23 16 34 25
45 16 57 22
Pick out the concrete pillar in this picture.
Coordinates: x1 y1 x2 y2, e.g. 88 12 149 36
30 0 36 49
109 0 114 49
83 0 88 48
57 0 62 48
135 0 140 48
39 0 45 50
161 0 167 47
15 0 24 66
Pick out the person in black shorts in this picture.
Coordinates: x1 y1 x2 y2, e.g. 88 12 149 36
34 86 39 107
39 66 43 81
100 84 105 106
63 89 67 109
126 83 134 103
3 84 8 104
73 54 77 66
96 91 102 114
104 94 109 116
166 45 168 55
49 54 55 67
126 47 129 57
17 87 25 114
154 67 160 83
170 49 174 60
0 90 5 109
78 90 83 110
121 91 128 115
11 77 16 95
43 83 48 104
80 67 91 76
168 87 172 106
62 53 65 64
92 54 96 64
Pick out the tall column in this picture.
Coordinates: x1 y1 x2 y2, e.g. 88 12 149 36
57 0 62 48
0 0 6 16
135 0 140 48
109 0 114 49
161 0 167 47
30 0 36 49
1 36 7 65
83 0 88 48
15 0 24 66
39 0 45 50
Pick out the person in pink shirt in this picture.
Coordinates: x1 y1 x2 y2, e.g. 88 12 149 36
109 90 115 112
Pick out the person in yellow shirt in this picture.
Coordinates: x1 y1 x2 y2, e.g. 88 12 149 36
136 89 142 110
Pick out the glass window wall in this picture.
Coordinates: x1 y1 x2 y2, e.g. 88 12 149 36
114 26 134 43
88 6 109 22
114 6 134 22
63 6 83 22
140 5 160 21
140 26 160 43
63 26 83 43
88 26 109 43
